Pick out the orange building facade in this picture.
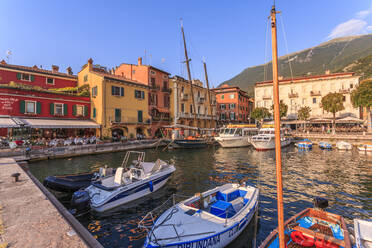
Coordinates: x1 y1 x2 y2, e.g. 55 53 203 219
114 58 171 137
213 84 254 125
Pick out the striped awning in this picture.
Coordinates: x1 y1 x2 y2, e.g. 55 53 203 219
21 118 100 129
0 117 19 128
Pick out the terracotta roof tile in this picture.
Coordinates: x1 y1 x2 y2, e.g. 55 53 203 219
92 71 150 88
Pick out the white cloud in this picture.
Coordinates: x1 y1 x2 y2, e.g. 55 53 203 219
327 19 367 39
356 9 371 19
367 25 372 31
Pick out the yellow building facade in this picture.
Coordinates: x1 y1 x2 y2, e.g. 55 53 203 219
255 72 360 119
170 76 217 128
78 59 150 139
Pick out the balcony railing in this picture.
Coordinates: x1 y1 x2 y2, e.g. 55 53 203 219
339 89 350 94
181 93 189 101
162 87 172 93
262 95 272 100
197 97 205 104
150 85 160 91
310 91 321 96
110 117 150 125
288 92 298 98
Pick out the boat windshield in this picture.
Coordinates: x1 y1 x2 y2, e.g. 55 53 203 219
235 128 242 136
229 128 236 135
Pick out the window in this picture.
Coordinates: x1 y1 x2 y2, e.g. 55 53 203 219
343 96 346 102
221 94 224 99
84 75 88 82
115 108 121 122
46 78 55 85
163 81 168 89
181 86 184 93
190 105 193 114
76 105 84 116
26 101 36 114
55 103 63 115
164 95 170 107
17 73 34 82
150 77 156 86
181 103 185 113
138 110 143 123
150 70 156 75
220 104 226 110
230 112 235 120
112 86 124 96
93 108 96 118
135 90 145 99
220 113 225 120
350 84 353 89
92 86 98 98
229 103 235 109
230 94 235 99
198 106 201 114
302 98 306 105
313 98 317 104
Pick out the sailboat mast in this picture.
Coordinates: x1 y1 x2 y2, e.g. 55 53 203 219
271 5 285 248
181 20 197 126
203 61 214 127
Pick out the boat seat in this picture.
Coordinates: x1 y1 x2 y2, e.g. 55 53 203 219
114 167 124 185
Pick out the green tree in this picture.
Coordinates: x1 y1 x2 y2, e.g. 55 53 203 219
251 107 271 125
271 100 288 119
351 79 372 132
297 106 311 131
321 92 345 133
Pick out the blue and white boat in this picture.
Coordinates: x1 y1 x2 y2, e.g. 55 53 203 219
71 151 176 213
319 141 332 149
354 219 372 248
139 183 259 248
295 139 313 149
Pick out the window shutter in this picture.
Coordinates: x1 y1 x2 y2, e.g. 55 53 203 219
20 100 25 113
92 87 94 96
30 75 35 82
36 102 41 114
73 105 77 116
83 105 88 116
63 104 68 115
120 87 124 96
50 103 54 115
141 91 144 99
111 86 115 95
93 108 96 118
138 110 143 123
16 73 21 80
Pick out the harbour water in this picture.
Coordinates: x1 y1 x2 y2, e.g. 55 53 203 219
29 145 372 248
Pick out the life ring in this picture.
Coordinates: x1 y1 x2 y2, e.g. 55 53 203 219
291 231 315 247
315 238 339 248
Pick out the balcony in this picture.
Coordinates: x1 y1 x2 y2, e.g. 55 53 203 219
152 116 172 122
262 95 272 100
150 84 160 91
339 89 350 94
110 117 150 125
179 112 192 118
288 92 298 98
180 93 189 101
197 97 205 104
162 87 172 93
310 91 321 96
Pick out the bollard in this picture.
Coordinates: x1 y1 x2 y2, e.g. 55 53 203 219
11 172 21 182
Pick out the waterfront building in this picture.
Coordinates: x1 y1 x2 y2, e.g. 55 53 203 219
114 57 171 137
0 61 97 138
212 84 254 125
78 59 150 139
171 75 217 128
254 72 360 119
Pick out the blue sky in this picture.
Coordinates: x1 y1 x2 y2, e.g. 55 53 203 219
1 0 371 87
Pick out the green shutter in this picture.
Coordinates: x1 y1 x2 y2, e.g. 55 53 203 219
138 110 143 123
20 100 25 113
83 105 88 116
50 103 54 115
16 73 21 80
63 104 68 115
111 86 115 95
120 87 124 96
30 75 35 82
73 105 77 116
36 102 41 114
93 108 96 118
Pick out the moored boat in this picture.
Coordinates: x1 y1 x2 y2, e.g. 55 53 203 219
70 151 175 213
139 183 259 248
354 219 372 248
295 139 313 149
215 124 258 148
250 127 291 151
357 142 372 152
319 141 332 150
336 141 352 150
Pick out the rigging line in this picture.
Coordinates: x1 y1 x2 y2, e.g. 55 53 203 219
279 13 294 82
264 18 270 81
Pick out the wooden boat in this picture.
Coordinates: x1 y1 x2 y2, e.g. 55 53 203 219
319 141 332 150
139 183 259 248
354 219 372 248
336 141 352 150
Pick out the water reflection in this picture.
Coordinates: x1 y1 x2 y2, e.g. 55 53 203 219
29 145 372 248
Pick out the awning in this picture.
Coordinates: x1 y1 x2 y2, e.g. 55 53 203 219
0 117 19 128
21 118 100 129
335 116 364 123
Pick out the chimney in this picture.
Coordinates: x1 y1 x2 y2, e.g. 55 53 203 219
325 69 330 75
138 57 142 66
87 58 93 71
52 65 59 72
0 60 7 65
32 65 38 69
66 67 73 75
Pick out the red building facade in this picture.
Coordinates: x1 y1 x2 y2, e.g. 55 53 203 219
213 84 254 125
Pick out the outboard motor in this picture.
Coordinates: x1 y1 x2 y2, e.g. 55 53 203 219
70 190 91 215
313 197 328 210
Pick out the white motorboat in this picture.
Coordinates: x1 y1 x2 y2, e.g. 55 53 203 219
71 151 176 213
336 141 352 150
139 183 259 248
358 143 372 153
354 219 372 248
215 124 258 148
250 127 291 151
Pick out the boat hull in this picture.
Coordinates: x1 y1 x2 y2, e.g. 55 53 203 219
171 139 207 149
215 137 251 148
251 139 291 151
43 173 94 193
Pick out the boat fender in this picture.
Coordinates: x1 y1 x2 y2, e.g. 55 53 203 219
315 238 339 248
291 231 315 247
148 181 153 192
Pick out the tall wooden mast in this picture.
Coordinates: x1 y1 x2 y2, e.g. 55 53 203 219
203 60 214 127
181 19 197 125
271 5 285 248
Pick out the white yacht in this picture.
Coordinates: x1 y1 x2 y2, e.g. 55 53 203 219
250 127 291 151
215 125 259 148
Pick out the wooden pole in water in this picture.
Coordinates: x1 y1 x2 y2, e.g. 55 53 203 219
181 19 197 127
270 5 285 248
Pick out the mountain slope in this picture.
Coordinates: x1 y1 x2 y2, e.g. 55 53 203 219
221 33 372 96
